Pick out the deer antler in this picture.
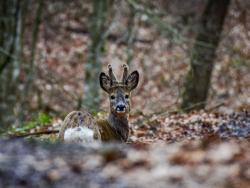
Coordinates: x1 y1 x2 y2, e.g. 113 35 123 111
122 64 128 84
108 64 117 85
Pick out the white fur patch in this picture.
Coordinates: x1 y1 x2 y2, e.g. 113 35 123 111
64 127 95 144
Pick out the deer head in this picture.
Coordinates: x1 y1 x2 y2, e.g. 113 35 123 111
99 64 139 117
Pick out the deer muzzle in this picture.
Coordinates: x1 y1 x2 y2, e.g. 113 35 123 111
116 103 126 113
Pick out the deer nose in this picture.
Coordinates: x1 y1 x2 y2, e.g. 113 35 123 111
116 104 126 112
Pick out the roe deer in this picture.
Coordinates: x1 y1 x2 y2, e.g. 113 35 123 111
59 64 139 143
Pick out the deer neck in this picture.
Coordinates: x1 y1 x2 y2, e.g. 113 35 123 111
107 112 129 142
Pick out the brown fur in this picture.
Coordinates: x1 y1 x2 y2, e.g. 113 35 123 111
96 113 129 142
98 64 139 142
59 64 139 143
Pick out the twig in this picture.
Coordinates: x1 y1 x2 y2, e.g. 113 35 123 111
142 101 225 119
8 130 59 138
205 102 225 112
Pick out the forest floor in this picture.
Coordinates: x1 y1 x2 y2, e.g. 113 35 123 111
1 111 250 188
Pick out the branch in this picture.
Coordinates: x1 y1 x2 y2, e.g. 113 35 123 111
8 130 59 138
65 26 152 45
126 0 215 49
0 48 16 73
205 102 225 112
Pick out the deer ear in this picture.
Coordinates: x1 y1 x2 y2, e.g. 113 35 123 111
99 72 111 93
126 70 139 91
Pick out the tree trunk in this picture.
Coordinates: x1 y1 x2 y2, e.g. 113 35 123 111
18 0 43 123
84 0 109 111
181 0 231 111
126 3 136 65
0 0 40 127
0 0 23 127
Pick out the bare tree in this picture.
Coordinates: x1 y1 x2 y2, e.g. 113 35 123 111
181 0 231 111
0 0 43 127
84 0 110 111
0 0 24 127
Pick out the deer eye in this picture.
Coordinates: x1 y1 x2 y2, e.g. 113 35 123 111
125 94 129 99
110 95 115 100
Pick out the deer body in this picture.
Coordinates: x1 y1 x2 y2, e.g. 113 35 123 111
59 64 139 143
97 113 129 142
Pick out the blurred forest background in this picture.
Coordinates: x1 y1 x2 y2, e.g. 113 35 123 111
0 0 250 132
